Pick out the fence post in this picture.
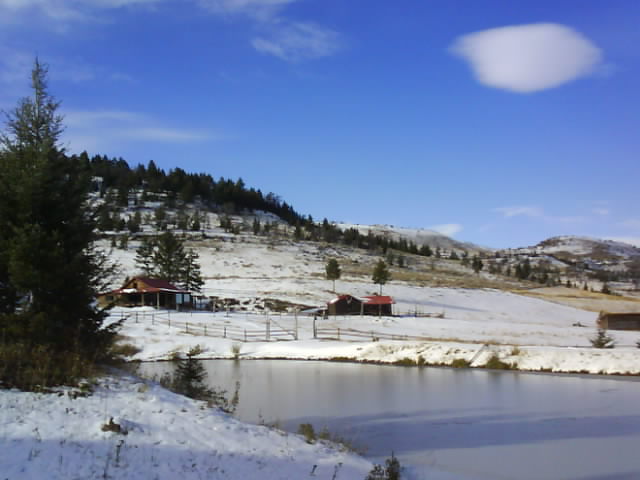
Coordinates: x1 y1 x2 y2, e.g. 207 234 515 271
266 318 270 341
313 317 317 339
168 316 171 328
204 324 207 336
224 326 227 338
337 327 340 340
244 329 247 342
294 309 298 341
135 312 138 323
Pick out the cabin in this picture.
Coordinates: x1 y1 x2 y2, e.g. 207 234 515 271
597 312 640 331
98 277 191 310
327 294 395 316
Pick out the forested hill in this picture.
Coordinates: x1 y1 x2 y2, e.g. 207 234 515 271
73 151 305 225
78 151 449 258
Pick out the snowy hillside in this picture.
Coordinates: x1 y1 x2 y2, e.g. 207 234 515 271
0 375 372 480
530 235 640 261
336 222 484 253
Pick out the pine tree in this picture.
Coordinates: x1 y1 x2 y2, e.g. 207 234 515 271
472 256 484 275
0 60 116 386
325 258 341 292
135 236 156 276
182 249 204 293
372 260 391 295
153 231 186 284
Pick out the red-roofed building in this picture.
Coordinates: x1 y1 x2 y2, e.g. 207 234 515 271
98 277 191 310
327 294 395 317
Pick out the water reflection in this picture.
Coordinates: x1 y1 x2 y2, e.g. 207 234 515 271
140 360 640 480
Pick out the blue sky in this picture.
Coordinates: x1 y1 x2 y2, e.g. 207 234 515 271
1 0 639 248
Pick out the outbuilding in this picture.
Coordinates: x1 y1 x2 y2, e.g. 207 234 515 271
597 312 640 331
98 277 191 310
327 294 395 317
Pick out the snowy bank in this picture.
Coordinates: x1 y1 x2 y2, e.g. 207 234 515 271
0 375 372 480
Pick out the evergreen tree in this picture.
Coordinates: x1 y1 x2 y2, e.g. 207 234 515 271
135 236 156 276
252 217 261 236
472 256 484 275
154 231 186 284
372 260 391 295
325 258 341 292
0 60 116 387
182 249 204 293
127 210 141 234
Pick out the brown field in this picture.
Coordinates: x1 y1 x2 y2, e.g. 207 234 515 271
514 286 640 313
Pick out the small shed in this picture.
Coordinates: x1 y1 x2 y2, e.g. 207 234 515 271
327 294 395 316
327 295 364 316
597 312 640 331
362 295 395 316
98 277 191 310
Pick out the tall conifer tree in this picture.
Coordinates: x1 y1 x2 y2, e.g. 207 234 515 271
0 60 116 383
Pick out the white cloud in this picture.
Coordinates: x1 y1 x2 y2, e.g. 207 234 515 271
62 109 216 152
429 223 463 238
450 23 603 93
494 206 544 218
252 22 341 62
592 208 610 216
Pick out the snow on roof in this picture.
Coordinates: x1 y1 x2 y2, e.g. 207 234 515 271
363 295 395 305
327 294 395 305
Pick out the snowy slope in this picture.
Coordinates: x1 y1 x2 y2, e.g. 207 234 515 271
0 375 372 480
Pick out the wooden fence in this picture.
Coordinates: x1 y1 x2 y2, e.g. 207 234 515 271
116 311 297 342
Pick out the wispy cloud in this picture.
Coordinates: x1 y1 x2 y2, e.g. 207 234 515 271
450 23 603 93
199 0 342 62
0 0 164 24
197 0 295 20
494 206 584 224
494 206 544 218
621 219 640 230
429 223 463 238
252 21 341 62
62 109 216 153
592 207 610 216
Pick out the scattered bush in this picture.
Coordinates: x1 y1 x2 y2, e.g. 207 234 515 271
483 354 514 370
450 358 471 368
510 346 521 356
231 343 241 360
365 452 401 480
393 357 417 366
298 423 316 444
590 328 616 349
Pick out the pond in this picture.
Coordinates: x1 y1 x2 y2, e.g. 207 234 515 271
140 360 640 480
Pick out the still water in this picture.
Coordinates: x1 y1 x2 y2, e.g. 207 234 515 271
141 360 640 480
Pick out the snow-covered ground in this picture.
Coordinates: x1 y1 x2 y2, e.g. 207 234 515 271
113 283 640 375
0 374 372 480
104 229 640 375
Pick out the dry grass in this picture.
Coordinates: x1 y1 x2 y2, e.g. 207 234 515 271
515 287 640 313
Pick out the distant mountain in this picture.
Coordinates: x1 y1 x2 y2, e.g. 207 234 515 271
536 236 640 262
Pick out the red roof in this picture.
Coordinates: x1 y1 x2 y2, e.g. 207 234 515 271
327 294 394 305
363 295 395 305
